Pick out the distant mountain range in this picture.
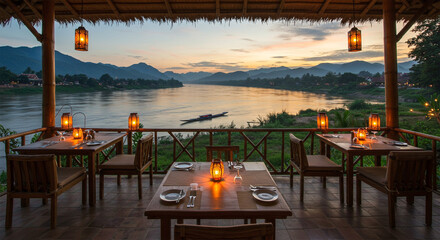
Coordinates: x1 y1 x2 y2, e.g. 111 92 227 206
0 46 416 83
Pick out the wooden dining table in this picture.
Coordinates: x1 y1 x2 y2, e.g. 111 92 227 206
144 162 292 240
14 132 126 206
317 133 423 206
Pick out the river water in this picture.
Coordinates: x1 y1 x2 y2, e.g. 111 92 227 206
0 84 352 171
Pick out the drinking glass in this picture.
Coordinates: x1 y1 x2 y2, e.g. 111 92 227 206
371 131 378 140
233 160 243 184
56 131 65 141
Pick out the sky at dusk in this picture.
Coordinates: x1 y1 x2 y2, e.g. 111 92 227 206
0 19 416 73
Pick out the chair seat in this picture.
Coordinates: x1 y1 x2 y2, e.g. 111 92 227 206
306 155 342 171
57 167 86 187
99 154 135 170
357 167 387 184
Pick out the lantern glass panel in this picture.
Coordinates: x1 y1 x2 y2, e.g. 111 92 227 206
210 159 224 181
61 113 72 129
317 112 328 129
128 113 139 130
369 113 380 131
73 128 83 139
75 26 88 51
348 27 362 52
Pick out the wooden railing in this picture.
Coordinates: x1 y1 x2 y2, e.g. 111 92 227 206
1 127 439 192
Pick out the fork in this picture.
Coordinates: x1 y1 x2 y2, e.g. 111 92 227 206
189 190 197 208
187 193 194 207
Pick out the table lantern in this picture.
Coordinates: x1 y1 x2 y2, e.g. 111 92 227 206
128 113 139 130
73 127 83 139
210 159 224 182
369 113 380 131
61 112 72 130
357 128 367 140
317 112 328 130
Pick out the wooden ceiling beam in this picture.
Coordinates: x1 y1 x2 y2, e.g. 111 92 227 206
23 0 41 19
163 0 173 15
360 0 377 16
59 0 79 17
216 0 220 17
243 0 247 15
106 0 120 16
3 0 42 42
277 0 285 14
396 4 428 42
318 0 331 14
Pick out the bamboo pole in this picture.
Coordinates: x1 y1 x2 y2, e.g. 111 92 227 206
383 0 399 140
42 0 56 138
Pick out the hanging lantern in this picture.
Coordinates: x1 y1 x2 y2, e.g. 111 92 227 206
73 127 83 139
210 159 224 182
75 26 88 51
61 112 72 130
317 112 328 130
348 26 361 52
128 113 139 130
368 113 380 131
357 128 367 141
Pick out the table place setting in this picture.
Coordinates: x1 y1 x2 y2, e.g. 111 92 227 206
382 140 408 146
350 143 369 149
172 162 194 171
322 134 340 138
39 141 59 148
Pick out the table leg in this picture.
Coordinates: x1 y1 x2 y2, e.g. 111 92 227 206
347 154 354 206
265 219 276 239
320 140 325 155
161 218 171 240
88 153 96 206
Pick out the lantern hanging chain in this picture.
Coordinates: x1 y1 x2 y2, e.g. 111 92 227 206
55 104 73 118
80 0 84 26
352 0 356 27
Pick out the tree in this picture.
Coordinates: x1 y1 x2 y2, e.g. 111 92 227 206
23 67 35 74
406 18 440 90
0 67 16 84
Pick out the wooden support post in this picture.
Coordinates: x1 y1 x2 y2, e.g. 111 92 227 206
42 0 56 138
383 0 399 140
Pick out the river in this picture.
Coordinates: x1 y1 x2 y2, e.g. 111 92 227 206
0 84 353 171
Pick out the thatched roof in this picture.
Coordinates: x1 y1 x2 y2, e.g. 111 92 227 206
1 0 439 25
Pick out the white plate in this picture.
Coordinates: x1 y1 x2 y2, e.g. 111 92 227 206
252 189 278 202
323 134 339 138
174 162 193 169
86 141 104 146
160 189 186 202
393 141 408 146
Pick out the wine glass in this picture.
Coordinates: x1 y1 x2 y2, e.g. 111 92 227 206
56 131 65 141
371 130 378 140
233 160 243 184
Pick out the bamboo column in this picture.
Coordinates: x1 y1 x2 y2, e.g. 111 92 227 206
383 0 399 140
42 0 56 137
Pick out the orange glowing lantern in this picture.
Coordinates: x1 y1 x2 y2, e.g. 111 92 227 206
75 26 88 51
357 128 367 140
317 112 328 130
348 26 361 52
73 127 83 139
210 159 224 181
61 112 72 130
368 113 380 131
128 113 139 130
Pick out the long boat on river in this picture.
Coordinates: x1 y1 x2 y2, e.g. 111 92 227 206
180 112 228 123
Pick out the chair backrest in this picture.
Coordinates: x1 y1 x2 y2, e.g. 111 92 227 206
289 133 308 169
206 145 239 162
6 154 58 195
134 133 154 170
174 223 274 240
386 151 433 193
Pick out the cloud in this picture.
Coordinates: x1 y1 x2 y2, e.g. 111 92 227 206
230 49 249 53
167 66 188 70
241 38 254 42
272 56 286 59
185 61 250 72
273 22 344 41
128 55 147 60
296 49 384 62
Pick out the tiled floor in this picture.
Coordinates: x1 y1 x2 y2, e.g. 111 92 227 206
0 175 439 239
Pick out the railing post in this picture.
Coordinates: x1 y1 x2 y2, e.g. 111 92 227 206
311 132 315 154
173 136 176 162
244 137 247 161
433 140 438 191
154 131 158 173
414 135 418 147
5 139 10 155
209 132 213 145
21 136 26 146
281 131 285 173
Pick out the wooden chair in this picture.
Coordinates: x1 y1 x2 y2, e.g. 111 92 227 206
174 223 274 240
356 150 433 227
99 133 153 200
289 133 344 203
5 154 87 229
206 145 239 162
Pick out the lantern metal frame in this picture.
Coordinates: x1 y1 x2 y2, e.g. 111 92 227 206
72 112 87 139
348 0 362 52
55 104 73 130
368 113 380 131
75 0 88 51
128 113 140 130
317 112 329 130
210 159 224 182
